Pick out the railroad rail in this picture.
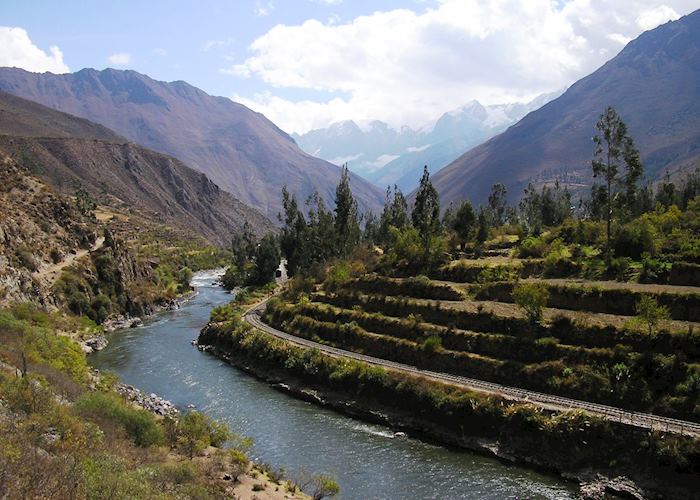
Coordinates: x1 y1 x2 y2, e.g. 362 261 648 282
243 297 700 437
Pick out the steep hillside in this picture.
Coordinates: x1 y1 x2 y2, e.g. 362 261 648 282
429 9 700 207
0 155 97 307
0 68 385 218
0 92 274 246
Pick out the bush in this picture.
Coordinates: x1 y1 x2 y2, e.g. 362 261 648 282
613 219 657 259
635 296 669 336
177 411 232 459
639 254 670 283
421 335 442 352
608 256 633 281
512 282 549 324
15 246 37 271
50 248 63 264
75 392 165 447
518 236 548 258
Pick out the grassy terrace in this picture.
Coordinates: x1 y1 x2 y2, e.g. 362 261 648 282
263 267 700 422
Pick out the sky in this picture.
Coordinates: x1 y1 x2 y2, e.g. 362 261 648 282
1 0 698 134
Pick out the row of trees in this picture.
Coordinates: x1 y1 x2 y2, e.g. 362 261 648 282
237 106 699 282
222 225 281 289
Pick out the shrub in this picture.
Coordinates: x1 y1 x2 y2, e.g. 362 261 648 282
518 236 548 258
613 219 657 259
635 296 669 336
608 256 633 281
177 411 232 459
421 335 442 352
639 254 670 283
75 392 164 447
50 248 63 264
15 246 37 271
512 282 549 324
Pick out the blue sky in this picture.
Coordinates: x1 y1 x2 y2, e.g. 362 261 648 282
2 1 698 133
2 0 401 98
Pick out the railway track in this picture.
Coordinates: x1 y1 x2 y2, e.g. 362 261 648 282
243 297 700 437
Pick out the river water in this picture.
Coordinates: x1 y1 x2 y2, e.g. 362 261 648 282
90 270 576 499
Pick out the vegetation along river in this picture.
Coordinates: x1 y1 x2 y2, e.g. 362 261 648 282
90 270 576 499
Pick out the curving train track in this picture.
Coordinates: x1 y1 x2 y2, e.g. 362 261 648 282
243 297 700 437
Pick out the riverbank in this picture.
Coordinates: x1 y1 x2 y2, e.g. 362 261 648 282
91 272 583 499
198 300 700 500
79 288 201 354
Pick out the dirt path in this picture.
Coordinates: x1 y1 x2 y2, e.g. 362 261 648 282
34 236 105 286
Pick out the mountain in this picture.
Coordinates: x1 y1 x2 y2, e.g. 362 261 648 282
292 93 560 193
0 68 384 218
429 9 700 207
0 91 274 246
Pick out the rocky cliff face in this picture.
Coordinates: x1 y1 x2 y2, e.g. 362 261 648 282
0 156 97 307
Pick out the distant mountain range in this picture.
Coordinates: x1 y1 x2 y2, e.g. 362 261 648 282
293 93 560 192
429 8 700 207
0 68 384 219
0 91 275 246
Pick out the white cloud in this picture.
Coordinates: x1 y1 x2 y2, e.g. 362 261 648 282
255 1 275 17
312 0 343 5
0 26 69 73
153 47 167 56
606 33 633 45
229 0 698 133
202 37 235 52
107 52 131 66
636 5 680 30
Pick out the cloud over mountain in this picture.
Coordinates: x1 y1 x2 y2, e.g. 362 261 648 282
230 0 697 134
0 27 69 74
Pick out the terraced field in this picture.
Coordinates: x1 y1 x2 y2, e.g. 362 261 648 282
263 264 700 424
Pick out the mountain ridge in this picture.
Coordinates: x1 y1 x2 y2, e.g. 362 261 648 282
293 92 561 192
0 67 385 218
0 91 275 246
428 9 700 207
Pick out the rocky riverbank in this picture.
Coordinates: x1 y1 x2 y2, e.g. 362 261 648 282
103 290 197 333
79 293 199 354
114 382 179 418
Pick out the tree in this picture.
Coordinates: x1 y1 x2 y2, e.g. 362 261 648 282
519 182 572 233
279 187 307 276
307 190 336 267
378 185 409 244
635 295 669 336
476 207 489 243
451 200 476 250
177 411 231 460
487 183 507 226
656 171 676 208
231 222 256 271
177 411 211 459
311 475 340 500
591 106 643 263
362 210 380 245
176 267 193 293
334 164 361 256
249 234 281 285
512 282 549 324
294 470 340 500
75 186 96 217
411 166 441 267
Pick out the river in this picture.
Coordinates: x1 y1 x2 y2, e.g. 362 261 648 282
90 270 576 499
